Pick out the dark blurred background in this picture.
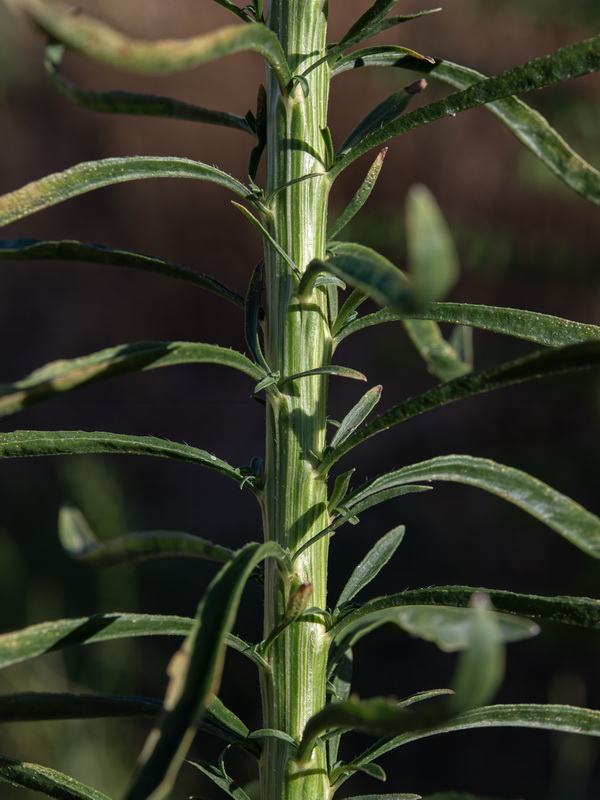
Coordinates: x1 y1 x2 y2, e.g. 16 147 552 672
0 1 599 798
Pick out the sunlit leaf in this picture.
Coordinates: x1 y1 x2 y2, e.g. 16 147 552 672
336 526 405 607
329 384 382 450
0 755 111 800
278 365 366 389
327 150 388 240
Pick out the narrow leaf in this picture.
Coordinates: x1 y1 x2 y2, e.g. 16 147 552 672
0 238 245 309
327 468 356 514
10 0 291 90
59 503 236 567
0 157 251 229
334 1 438 56
330 384 383 450
45 44 254 135
244 260 269 370
334 486 432 525
187 759 251 800
124 542 285 800
203 0 253 22
344 455 600 558
336 525 405 607
332 50 600 203
0 755 111 800
402 320 471 381
329 36 600 193
0 430 251 487
232 202 299 276
278 365 366 389
0 692 161 722
319 340 600 472
0 341 264 418
327 150 388 240
331 288 369 339
247 729 298 747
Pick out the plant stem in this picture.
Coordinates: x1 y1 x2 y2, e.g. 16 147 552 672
260 1 332 798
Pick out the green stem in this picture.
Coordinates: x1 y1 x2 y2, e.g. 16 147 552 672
260 2 333 799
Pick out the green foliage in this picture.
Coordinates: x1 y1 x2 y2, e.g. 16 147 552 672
0 1 599 799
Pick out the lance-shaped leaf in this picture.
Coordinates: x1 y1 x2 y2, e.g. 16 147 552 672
0 430 254 488
334 300 600 348
305 242 413 312
124 541 286 800
343 455 600 558
329 385 382 450
327 150 388 241
331 288 369 339
0 238 245 309
278 365 366 389
187 759 251 800
329 36 600 192
319 340 600 472
338 81 426 157
336 525 405 608
0 755 111 800
0 692 161 722
59 503 236 568
0 156 252 229
327 468 356 514
332 50 600 204
8 0 291 91
0 342 264 418
44 44 254 135
244 260 270 372
402 319 471 381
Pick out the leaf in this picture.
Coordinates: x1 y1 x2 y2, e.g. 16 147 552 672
278 365 367 389
232 202 299 276
0 238 245 308
332 50 600 203
405 184 459 305
0 341 264 418
123 542 286 800
342 795 421 800
0 755 111 800
328 469 356 514
0 156 251 229
244 260 269 371
334 300 600 347
319 340 600 472
338 82 425 156
343 454 600 558
59 503 236 567
45 43 254 135
336 526 405 608
247 728 298 747
327 150 388 240
331 288 369 339
0 692 161 722
206 0 253 22
334 486 432 526
203 695 259 753
0 430 251 487
329 36 600 193
330 385 382 450
308 242 413 311
10 0 291 91
402 320 471 381
187 759 251 800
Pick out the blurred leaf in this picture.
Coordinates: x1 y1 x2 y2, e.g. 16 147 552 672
327 150 388 240
10 0 291 90
307 242 412 311
124 542 285 800
330 384 382 450
0 156 252 228
319 340 600 471
329 36 600 194
59 503 236 567
207 0 253 22
0 755 111 799
0 238 245 308
278 365 366 389
405 184 459 305
448 324 473 368
0 692 161 721
332 49 600 203
0 341 264 418
45 44 254 134
336 526 405 607
334 300 600 347
343 454 600 558
402 320 471 381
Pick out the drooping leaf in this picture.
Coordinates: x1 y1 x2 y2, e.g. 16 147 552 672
123 542 286 800
319 340 600 472
327 150 388 240
332 50 600 203
44 44 254 134
0 692 161 722
307 242 413 311
0 238 245 308
0 755 111 800
329 36 600 197
402 319 471 381
336 525 405 608
187 759 251 800
0 156 252 229
342 455 600 558
329 384 382 450
9 0 291 90
59 503 236 567
278 365 367 389
0 341 264 418
334 300 600 347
